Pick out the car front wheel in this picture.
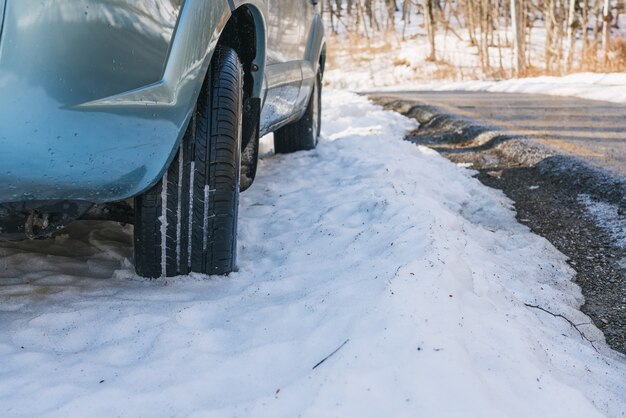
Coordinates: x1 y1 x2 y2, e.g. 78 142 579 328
134 46 243 278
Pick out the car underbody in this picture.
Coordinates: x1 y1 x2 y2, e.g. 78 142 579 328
0 200 133 241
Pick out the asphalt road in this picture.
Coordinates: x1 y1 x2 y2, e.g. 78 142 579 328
377 91 626 179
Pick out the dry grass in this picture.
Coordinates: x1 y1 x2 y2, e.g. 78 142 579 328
429 60 478 80
572 37 626 74
392 57 412 67
327 31 626 84
326 32 399 67
610 37 626 71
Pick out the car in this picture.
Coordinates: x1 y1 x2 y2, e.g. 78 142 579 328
0 0 325 278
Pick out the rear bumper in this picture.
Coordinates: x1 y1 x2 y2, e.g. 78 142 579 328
0 0 229 204
0 88 189 203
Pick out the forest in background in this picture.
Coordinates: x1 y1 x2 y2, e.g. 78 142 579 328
321 0 626 80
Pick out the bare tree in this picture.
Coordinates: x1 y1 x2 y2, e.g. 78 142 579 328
423 0 437 61
602 0 611 64
511 0 526 74
565 0 577 70
581 0 590 68
320 0 624 77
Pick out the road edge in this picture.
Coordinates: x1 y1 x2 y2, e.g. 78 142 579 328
371 95 626 209
370 94 626 354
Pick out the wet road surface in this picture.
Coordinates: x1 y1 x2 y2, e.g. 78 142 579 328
376 91 626 179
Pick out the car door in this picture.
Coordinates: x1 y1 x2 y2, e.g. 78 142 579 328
259 0 308 134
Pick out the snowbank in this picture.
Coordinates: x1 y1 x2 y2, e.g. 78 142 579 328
1 91 625 417
369 72 626 104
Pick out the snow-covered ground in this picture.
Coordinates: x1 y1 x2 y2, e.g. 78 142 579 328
326 24 626 104
368 72 626 104
324 7 626 104
1 91 625 417
578 194 626 249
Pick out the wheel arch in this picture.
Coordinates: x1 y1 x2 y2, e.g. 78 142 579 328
217 2 267 100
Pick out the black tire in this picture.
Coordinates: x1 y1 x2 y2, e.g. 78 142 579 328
134 47 243 278
274 70 322 153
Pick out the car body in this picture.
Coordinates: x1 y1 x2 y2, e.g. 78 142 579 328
0 0 325 243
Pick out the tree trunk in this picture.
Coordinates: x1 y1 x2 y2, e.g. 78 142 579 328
555 0 565 72
565 0 577 70
386 0 396 30
495 0 505 73
465 0 478 46
326 0 336 34
511 0 526 75
602 0 611 64
424 0 437 61
545 0 556 72
581 0 589 69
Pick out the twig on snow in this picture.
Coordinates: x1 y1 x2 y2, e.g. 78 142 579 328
524 303 599 352
312 339 350 370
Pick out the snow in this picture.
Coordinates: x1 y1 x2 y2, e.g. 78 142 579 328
578 194 626 249
327 20 626 104
324 7 626 104
325 28 494 90
369 73 626 104
1 91 625 417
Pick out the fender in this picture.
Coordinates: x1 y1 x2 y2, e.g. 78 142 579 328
289 9 325 127
227 0 268 100
70 0 269 200
305 12 326 75
0 0 268 204
76 0 267 109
